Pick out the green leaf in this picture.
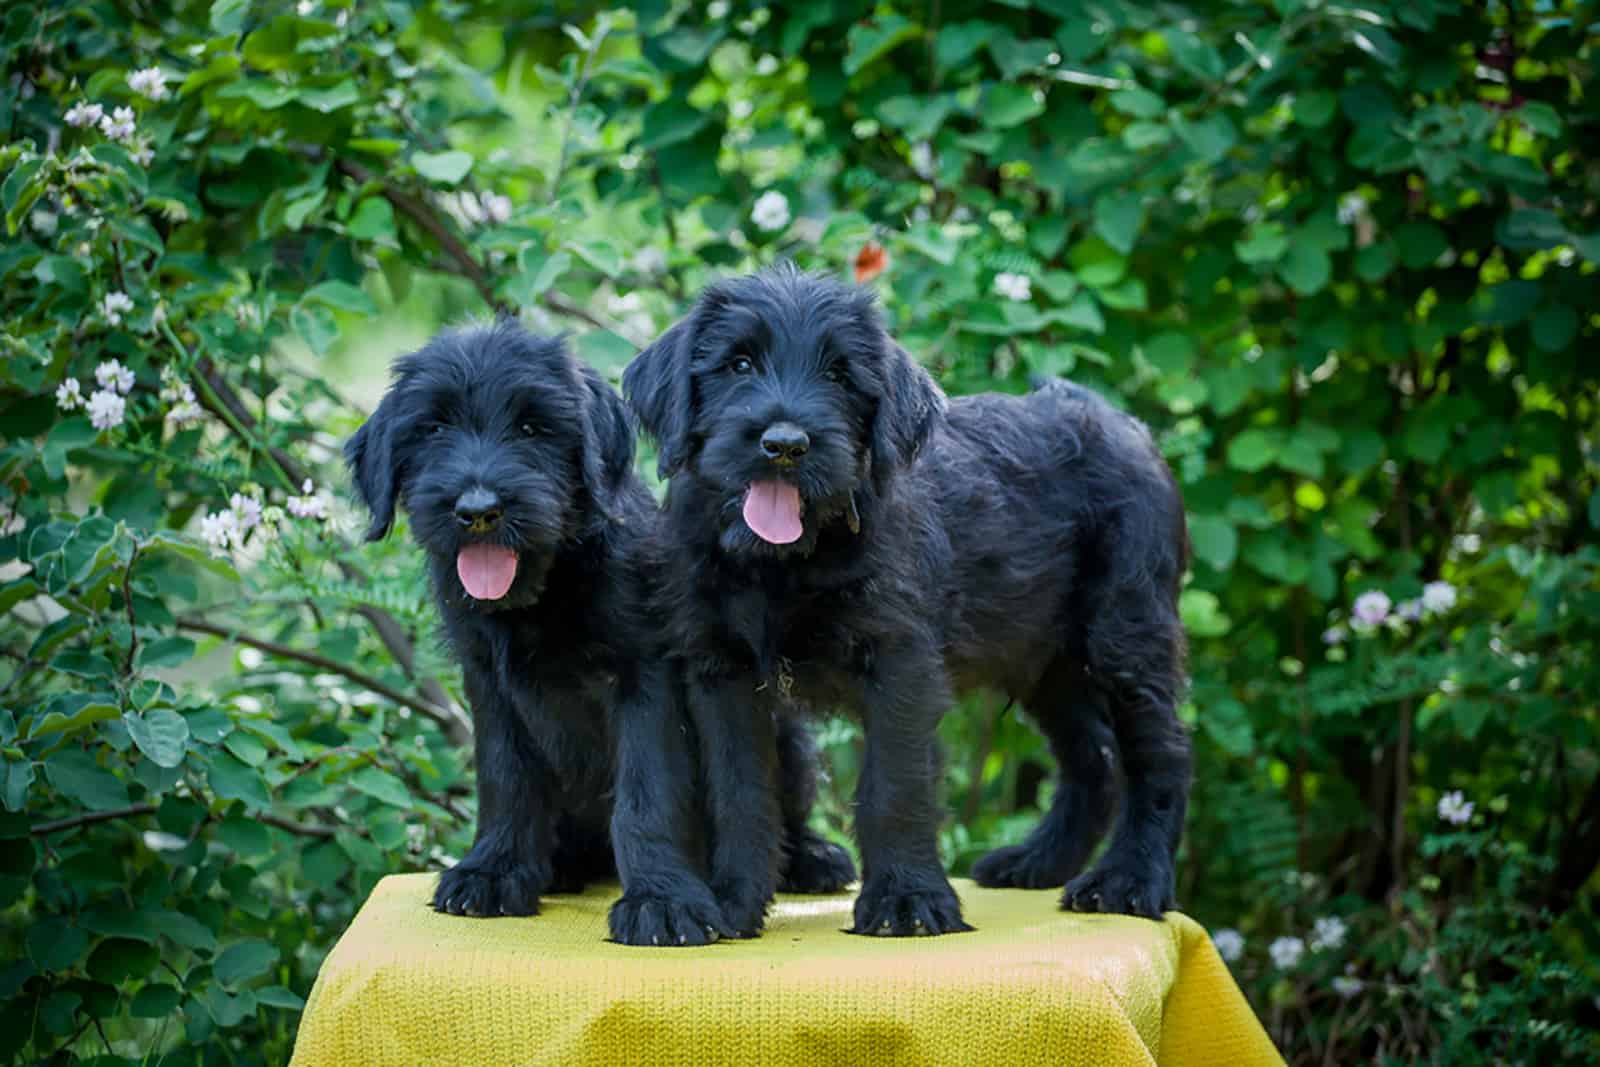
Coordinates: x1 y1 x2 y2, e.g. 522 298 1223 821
29 693 120 740
1278 242 1331 296
143 531 238 581
503 248 571 305
349 766 412 808
348 197 396 242
1044 292 1105 334
1188 515 1239 572
1166 29 1224 81
210 0 249 34
1277 436 1325 478
638 98 709 151
132 984 182 1018
1226 429 1279 472
292 304 340 357
1110 87 1165 118
42 418 100 480
205 986 258 1027
1235 223 1289 264
2 760 33 812
214 938 279 987
298 80 360 113
1094 277 1147 311
1393 222 1448 269
984 83 1046 129
137 635 196 670
844 14 919 75
934 21 995 70
304 280 379 316
208 752 271 810
412 150 473 185
568 237 623 278
1292 90 1337 128
1179 590 1232 640
124 709 190 769
900 221 958 266
1172 113 1237 162
257 985 306 1011
44 749 129 811
1092 191 1144 254
1200 697 1255 756
224 731 269 767
1354 241 1395 283
1530 304 1577 353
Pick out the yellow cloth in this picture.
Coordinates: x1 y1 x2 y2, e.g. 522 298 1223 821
290 875 1282 1067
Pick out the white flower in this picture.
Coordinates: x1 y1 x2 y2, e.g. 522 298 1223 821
1396 598 1423 622
87 389 126 431
481 192 512 224
127 67 168 101
1350 590 1391 629
1268 936 1305 970
993 271 1032 302
706 0 730 19
96 358 135 395
65 100 105 128
335 9 349 27
1332 975 1364 998
100 106 137 143
1212 928 1244 963
30 209 58 236
231 492 263 532
755 54 780 76
55 379 85 411
297 0 315 13
132 141 155 167
1322 625 1346 646
287 479 329 520
751 190 791 232
1311 916 1347 952
200 509 240 551
160 365 204 427
1338 192 1367 226
100 291 135 326
909 141 936 179
1421 580 1457 615
1437 790 1474 826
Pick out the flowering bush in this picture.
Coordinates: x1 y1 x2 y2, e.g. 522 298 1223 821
2 2 1597 1065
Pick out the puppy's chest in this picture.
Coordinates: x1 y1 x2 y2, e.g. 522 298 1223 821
721 585 869 703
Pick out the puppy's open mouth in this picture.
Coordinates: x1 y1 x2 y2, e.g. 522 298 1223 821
456 544 519 600
743 480 804 545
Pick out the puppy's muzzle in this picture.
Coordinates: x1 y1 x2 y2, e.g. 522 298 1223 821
455 487 504 535
760 422 810 467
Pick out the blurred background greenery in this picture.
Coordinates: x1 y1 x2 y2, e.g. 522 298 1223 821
2 1 1598 1063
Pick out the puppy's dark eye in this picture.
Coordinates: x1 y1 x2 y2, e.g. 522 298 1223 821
520 422 538 437
429 423 446 435
730 355 754 375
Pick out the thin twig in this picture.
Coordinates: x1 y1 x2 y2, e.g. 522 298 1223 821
31 803 157 836
260 812 336 839
550 16 613 201
177 617 470 738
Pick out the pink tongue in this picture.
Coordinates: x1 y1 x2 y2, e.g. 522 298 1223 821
456 544 519 600
743 481 803 544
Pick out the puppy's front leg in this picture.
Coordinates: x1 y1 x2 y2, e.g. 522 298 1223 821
433 680 556 917
851 650 971 936
609 664 737 947
691 670 781 937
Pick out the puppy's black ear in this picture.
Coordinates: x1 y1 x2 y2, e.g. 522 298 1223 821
870 337 947 495
578 363 635 520
622 316 694 479
345 390 402 541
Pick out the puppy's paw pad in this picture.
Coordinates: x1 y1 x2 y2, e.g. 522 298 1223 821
1062 864 1172 919
850 884 972 937
971 843 1074 889
779 834 857 894
433 865 542 918
609 893 733 947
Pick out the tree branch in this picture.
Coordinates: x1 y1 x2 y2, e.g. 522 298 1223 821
260 812 336 839
32 804 157 836
178 616 470 739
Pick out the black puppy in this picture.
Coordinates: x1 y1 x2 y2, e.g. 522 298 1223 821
623 267 1191 937
345 320 852 945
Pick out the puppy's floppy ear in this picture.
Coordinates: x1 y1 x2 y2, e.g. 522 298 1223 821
344 388 403 541
577 363 635 520
870 336 947 495
622 315 695 479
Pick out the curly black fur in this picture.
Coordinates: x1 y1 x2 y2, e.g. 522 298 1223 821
624 267 1192 936
345 320 853 947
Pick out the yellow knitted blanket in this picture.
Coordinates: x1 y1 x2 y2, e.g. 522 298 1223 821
290 874 1282 1067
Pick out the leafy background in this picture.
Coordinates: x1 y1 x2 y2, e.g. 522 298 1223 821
3 0 1598 1063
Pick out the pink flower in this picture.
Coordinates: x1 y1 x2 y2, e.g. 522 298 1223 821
1351 591 1391 629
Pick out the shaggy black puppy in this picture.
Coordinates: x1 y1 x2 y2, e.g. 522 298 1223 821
623 268 1191 937
345 320 852 946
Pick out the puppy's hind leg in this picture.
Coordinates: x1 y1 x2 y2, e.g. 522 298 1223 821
972 669 1117 890
1062 599 1190 919
775 717 857 894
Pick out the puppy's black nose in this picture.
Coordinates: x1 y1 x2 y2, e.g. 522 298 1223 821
454 488 503 533
760 422 810 463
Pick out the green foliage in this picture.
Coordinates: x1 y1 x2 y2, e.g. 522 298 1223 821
2 1 1598 1064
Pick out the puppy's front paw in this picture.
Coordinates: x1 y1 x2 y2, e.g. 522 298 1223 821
609 892 734 947
433 862 543 917
1062 861 1173 919
711 877 773 938
779 831 857 894
972 843 1074 889
850 876 972 937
